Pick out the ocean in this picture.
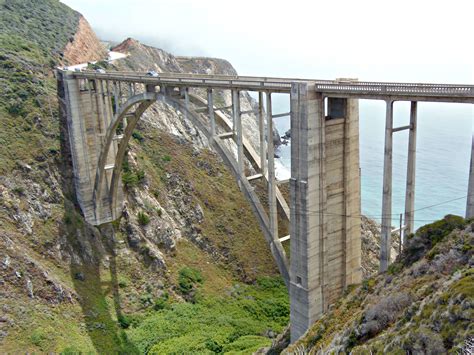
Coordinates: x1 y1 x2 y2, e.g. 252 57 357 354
268 94 473 230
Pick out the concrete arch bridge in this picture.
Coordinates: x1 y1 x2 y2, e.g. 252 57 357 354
58 70 474 341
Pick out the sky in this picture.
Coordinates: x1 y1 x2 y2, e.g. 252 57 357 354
61 0 474 84
61 0 473 223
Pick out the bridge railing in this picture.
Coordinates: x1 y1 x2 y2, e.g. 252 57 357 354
69 70 474 100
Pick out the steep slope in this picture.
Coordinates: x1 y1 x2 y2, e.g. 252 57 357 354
0 1 286 353
284 215 473 353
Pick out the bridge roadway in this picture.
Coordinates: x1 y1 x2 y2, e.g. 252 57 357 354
73 70 474 103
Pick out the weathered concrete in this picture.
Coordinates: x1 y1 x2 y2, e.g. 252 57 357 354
58 72 121 224
466 131 474 218
404 101 418 237
381 100 394 272
289 83 361 342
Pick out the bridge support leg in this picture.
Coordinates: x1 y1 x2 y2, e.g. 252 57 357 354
232 90 244 178
207 88 215 140
266 92 278 241
466 124 474 218
58 73 120 224
289 83 326 342
381 100 394 272
184 87 189 120
404 101 417 238
258 92 266 175
289 84 361 342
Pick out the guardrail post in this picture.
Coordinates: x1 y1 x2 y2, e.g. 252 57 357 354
381 99 394 272
404 101 417 238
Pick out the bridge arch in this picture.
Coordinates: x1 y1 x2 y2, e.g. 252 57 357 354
92 86 291 284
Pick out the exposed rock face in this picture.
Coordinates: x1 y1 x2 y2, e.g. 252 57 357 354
112 38 276 153
361 216 400 277
63 16 107 65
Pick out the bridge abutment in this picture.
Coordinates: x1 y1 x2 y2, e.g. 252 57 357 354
289 83 361 341
58 72 122 225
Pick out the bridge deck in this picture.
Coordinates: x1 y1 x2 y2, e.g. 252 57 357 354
72 71 474 103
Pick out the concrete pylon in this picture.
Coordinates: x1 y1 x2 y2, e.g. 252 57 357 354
466 129 474 218
289 83 361 342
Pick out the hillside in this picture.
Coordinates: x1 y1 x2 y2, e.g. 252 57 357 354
0 1 286 352
283 215 473 353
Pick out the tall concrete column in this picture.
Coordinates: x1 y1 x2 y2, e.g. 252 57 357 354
343 99 362 287
266 92 278 241
324 97 361 301
258 92 266 175
184 87 189 121
466 126 474 218
404 101 418 237
207 88 216 140
289 83 325 342
232 90 243 177
381 100 394 272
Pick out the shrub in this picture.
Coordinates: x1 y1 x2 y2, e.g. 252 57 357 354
132 131 144 142
205 339 223 353
402 215 467 266
122 170 138 187
137 211 150 226
153 292 170 311
136 169 146 183
162 155 171 162
359 293 412 340
118 314 131 329
178 267 203 296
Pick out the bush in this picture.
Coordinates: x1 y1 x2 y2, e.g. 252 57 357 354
402 215 467 266
118 314 132 329
359 293 412 340
137 211 150 226
178 267 203 296
132 131 144 142
122 170 138 187
153 292 171 311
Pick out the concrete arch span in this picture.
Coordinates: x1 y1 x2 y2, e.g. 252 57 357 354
92 88 290 285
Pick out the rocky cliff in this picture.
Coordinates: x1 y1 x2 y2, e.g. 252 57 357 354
63 16 107 65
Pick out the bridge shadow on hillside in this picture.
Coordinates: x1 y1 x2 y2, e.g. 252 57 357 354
60 204 139 354
58 95 138 354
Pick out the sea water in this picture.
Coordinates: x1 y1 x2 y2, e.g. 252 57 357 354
269 94 473 230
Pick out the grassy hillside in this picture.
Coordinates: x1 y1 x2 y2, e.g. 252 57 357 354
285 215 473 353
0 1 288 353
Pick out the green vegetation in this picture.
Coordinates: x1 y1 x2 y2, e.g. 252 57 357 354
122 158 146 188
0 2 289 353
178 266 203 295
137 211 150 225
127 276 288 353
287 215 473 354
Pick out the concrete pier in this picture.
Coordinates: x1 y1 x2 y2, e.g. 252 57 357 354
289 83 361 342
404 101 418 237
381 100 394 272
